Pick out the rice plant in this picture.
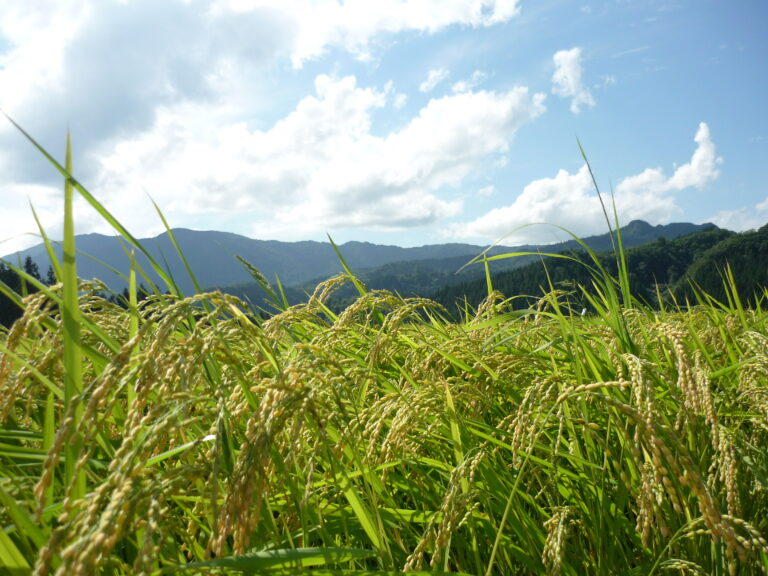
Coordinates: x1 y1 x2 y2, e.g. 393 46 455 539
1 121 768 575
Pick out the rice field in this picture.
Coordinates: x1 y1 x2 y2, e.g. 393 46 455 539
1 126 768 575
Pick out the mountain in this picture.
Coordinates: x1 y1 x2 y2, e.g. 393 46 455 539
2 230 492 295
2 220 715 299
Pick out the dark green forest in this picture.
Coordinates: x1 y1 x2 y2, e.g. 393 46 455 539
0 257 53 327
431 225 740 315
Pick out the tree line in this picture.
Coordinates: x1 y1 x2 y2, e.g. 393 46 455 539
0 257 58 328
0 257 153 328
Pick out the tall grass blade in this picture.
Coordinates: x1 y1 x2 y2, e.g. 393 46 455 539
578 138 616 256
0 528 31 576
61 132 86 499
151 198 198 296
0 486 48 553
127 251 139 408
328 235 366 297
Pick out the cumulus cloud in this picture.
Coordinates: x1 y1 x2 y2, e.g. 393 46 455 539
419 69 450 93
450 165 603 242
1 0 522 178
616 123 722 194
452 123 721 243
551 47 595 114
83 76 546 241
0 0 293 185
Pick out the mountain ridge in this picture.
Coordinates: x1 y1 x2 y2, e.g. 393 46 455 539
2 220 716 296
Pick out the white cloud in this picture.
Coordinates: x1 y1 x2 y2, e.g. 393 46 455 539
216 0 522 67
0 1 88 115
0 1 530 253
709 207 764 233
419 68 450 93
451 165 603 242
616 123 722 194
710 197 768 232
0 0 294 185
452 123 721 243
83 76 546 241
551 47 595 114
452 70 489 93
0 0 522 180
477 185 496 196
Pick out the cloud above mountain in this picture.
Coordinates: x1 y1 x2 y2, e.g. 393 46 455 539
451 122 722 243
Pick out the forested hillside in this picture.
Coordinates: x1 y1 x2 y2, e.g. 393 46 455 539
431 225 743 315
676 223 768 305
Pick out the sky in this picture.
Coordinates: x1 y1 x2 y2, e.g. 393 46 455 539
1 0 767 254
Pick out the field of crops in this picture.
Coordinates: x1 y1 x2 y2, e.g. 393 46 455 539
2 129 768 575
3 262 768 574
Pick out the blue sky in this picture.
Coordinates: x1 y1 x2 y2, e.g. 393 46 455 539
1 0 766 254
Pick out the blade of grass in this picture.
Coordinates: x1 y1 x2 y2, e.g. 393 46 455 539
61 132 86 500
0 484 50 558
127 251 139 412
328 235 366 297
0 528 31 576
42 390 55 514
151 198 198 296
